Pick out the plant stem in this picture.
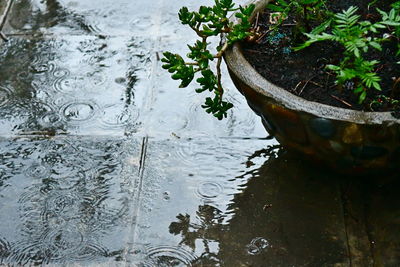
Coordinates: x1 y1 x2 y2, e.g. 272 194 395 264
184 62 199 66
215 41 230 101
216 56 223 99
215 42 229 58
190 25 207 38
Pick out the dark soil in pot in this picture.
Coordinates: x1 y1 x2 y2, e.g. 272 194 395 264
242 0 399 112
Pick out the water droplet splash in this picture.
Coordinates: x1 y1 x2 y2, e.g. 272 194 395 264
196 181 223 200
0 86 12 108
61 101 98 123
246 237 269 255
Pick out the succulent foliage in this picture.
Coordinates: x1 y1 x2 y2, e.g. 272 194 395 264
162 0 255 119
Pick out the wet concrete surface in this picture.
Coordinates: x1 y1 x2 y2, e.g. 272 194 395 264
0 0 400 266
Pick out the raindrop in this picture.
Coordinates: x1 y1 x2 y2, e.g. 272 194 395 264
100 104 139 129
54 77 83 93
129 16 153 32
24 163 49 178
196 181 223 200
39 226 85 260
17 71 31 82
162 191 170 201
0 237 10 257
172 141 205 167
88 73 107 87
0 86 12 108
155 112 188 132
53 68 70 78
246 237 269 255
44 191 78 214
39 112 62 128
246 244 261 255
31 62 55 74
61 101 97 123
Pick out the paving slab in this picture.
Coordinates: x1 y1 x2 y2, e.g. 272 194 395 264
0 35 152 136
0 136 142 265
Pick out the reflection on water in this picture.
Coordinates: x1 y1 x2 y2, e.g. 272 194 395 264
160 149 347 266
0 137 140 265
8 0 93 34
132 142 400 266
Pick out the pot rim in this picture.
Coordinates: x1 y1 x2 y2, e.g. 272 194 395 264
224 0 400 125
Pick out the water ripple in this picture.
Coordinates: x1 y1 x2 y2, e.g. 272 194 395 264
43 190 80 217
38 112 63 129
53 68 70 79
0 86 12 108
172 142 199 166
196 181 223 200
61 101 98 124
0 237 11 258
88 73 107 87
153 112 189 133
30 62 56 75
129 16 154 33
144 246 197 267
246 237 269 255
24 163 49 178
39 226 85 260
100 104 139 129
54 76 84 93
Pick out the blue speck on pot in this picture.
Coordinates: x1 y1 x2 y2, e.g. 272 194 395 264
309 118 335 138
350 146 388 160
282 47 291 55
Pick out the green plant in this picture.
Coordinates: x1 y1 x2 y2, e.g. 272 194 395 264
161 0 255 119
266 0 330 34
379 1 400 59
295 5 400 103
370 94 400 111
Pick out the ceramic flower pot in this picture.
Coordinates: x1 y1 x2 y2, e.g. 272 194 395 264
223 0 400 174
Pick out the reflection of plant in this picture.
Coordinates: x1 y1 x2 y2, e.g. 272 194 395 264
169 205 225 265
162 0 255 119
169 205 225 248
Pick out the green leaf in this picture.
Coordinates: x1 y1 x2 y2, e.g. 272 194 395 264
369 41 382 51
373 82 382 91
358 90 367 103
326 64 340 71
266 4 285 12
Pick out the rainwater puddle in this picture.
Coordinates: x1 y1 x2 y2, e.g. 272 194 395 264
0 136 140 265
0 35 150 136
3 0 399 266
